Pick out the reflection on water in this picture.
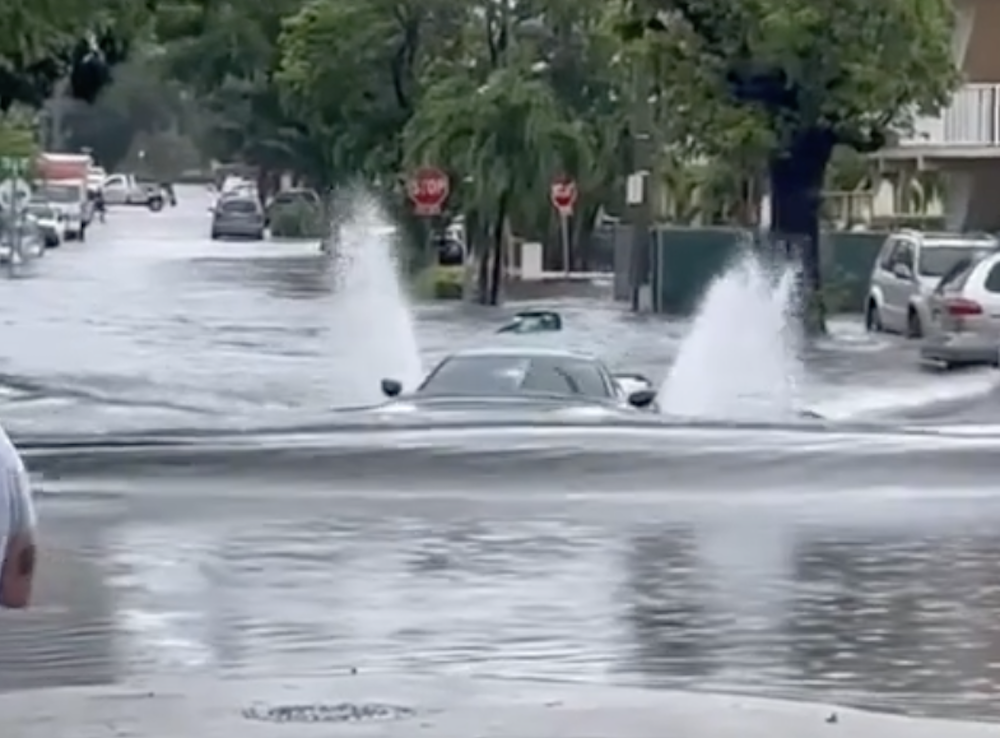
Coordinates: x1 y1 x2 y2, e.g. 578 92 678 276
12 495 1000 722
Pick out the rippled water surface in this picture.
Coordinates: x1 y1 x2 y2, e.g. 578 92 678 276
4 189 1000 723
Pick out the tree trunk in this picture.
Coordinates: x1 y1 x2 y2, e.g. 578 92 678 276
768 128 835 334
477 246 490 304
488 192 508 305
573 201 599 270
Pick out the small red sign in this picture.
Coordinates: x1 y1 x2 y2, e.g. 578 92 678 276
550 179 577 215
407 167 450 215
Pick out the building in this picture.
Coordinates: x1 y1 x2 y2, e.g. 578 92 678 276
875 0 1000 231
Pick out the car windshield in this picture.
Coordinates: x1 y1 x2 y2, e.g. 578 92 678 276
417 354 612 399
25 204 54 218
220 199 258 214
38 184 80 203
272 191 317 205
918 244 996 277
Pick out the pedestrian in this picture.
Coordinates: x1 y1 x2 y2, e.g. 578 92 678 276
0 425 36 609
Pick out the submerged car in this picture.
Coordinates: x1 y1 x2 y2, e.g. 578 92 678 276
380 347 657 411
496 310 563 334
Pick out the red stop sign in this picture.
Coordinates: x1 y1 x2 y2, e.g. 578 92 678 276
407 167 450 215
551 179 577 214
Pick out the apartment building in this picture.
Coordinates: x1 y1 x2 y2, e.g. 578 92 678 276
876 0 1000 230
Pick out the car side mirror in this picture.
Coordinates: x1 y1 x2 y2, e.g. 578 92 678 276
381 378 402 397
892 262 913 280
627 389 656 408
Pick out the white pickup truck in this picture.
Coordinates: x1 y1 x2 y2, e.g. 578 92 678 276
101 174 165 210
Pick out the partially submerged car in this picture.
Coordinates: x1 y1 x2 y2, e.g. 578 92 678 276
380 347 656 411
496 310 563 334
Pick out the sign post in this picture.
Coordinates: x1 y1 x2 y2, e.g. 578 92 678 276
407 167 450 216
0 157 31 272
550 179 577 274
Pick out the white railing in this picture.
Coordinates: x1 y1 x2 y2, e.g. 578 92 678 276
900 83 1000 147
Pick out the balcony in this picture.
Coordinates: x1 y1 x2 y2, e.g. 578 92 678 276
894 83 1000 152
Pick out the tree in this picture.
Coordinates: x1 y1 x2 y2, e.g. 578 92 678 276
404 67 590 303
277 0 469 185
60 57 185 169
157 0 322 194
0 1 150 110
619 0 959 330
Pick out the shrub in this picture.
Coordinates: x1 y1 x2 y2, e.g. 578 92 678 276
268 201 325 238
413 265 464 300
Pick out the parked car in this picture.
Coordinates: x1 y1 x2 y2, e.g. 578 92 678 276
211 196 266 240
0 211 45 264
34 183 87 240
24 202 62 248
865 230 998 338
101 174 165 211
920 251 1000 368
267 188 320 210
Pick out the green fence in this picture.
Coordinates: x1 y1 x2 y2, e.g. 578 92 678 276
649 227 886 316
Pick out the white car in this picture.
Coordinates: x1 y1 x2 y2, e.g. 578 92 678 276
24 202 61 248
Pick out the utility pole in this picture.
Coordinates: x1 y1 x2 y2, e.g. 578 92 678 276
626 58 655 312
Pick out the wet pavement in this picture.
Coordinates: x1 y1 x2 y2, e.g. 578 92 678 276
4 188 1000 728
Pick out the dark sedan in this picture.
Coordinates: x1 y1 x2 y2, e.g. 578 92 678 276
380 347 657 411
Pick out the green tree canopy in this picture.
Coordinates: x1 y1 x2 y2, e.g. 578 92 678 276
619 0 958 327
0 0 151 109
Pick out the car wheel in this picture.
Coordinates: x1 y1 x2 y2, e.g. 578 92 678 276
906 309 923 339
865 300 882 332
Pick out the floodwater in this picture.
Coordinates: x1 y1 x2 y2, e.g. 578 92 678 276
3 188 1000 724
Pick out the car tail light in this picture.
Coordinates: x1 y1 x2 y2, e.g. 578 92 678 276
945 297 983 316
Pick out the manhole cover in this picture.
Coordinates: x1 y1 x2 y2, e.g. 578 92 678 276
242 702 416 723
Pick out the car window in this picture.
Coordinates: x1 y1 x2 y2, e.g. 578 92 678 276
26 205 53 218
220 199 258 214
418 355 530 396
38 184 80 203
556 359 613 398
879 238 900 270
918 245 995 277
985 262 1000 293
894 242 915 269
520 360 578 395
936 258 977 293
417 355 609 398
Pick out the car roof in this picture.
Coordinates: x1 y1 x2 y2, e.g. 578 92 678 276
446 346 601 361
893 230 997 245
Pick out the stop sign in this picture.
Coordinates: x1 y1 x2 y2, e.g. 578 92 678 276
407 167 450 215
551 179 577 215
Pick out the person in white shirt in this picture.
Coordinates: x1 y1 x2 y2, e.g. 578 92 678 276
0 425 35 608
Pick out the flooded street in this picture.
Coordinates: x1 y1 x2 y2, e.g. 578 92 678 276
5 187 1000 727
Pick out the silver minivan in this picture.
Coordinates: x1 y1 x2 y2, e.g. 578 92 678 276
865 230 998 338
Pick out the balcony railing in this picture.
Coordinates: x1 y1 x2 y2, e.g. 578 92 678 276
899 83 1000 148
